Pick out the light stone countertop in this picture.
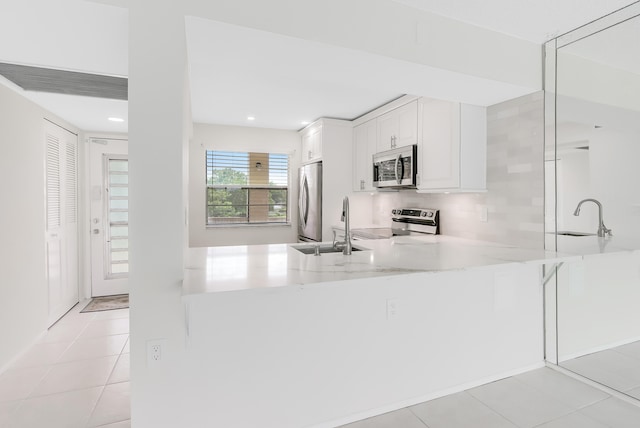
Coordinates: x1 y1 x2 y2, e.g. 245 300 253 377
182 235 579 297
555 234 640 256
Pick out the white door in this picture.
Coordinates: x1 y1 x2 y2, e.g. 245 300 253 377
45 121 79 326
89 139 129 297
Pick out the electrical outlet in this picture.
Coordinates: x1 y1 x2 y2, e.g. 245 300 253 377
147 339 166 367
387 299 399 320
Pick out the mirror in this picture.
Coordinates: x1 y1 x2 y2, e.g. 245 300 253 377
547 3 640 398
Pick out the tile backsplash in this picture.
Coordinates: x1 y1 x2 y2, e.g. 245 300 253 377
371 91 545 249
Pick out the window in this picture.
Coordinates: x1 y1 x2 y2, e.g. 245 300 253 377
206 150 289 225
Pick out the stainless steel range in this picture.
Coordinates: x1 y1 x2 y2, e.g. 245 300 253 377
391 208 440 235
348 208 440 240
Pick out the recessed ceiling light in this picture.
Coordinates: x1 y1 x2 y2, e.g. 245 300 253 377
108 117 124 123
301 121 310 125
247 116 255 121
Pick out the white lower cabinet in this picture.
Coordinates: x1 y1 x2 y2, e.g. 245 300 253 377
417 97 486 193
352 119 377 192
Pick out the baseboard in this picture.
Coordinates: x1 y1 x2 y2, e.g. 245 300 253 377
313 361 546 428
558 334 640 363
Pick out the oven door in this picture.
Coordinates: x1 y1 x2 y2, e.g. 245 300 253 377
373 145 417 188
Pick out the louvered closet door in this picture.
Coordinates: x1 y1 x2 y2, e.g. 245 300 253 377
45 121 79 326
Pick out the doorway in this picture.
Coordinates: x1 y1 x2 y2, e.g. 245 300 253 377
89 138 129 297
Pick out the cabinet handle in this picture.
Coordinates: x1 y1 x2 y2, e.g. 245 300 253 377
360 180 364 190
308 150 312 159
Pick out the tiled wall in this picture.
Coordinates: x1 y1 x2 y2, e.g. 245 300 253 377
372 91 545 249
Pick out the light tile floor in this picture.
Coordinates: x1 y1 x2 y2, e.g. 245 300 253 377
3 304 640 427
341 367 640 428
0 302 130 428
562 340 640 400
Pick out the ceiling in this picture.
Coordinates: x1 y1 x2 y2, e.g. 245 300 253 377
0 0 637 133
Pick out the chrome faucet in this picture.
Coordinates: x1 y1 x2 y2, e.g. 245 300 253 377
333 196 352 255
573 198 612 237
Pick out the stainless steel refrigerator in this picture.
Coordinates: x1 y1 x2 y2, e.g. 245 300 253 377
298 162 322 242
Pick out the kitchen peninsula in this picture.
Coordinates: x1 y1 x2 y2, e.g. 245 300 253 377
180 236 577 428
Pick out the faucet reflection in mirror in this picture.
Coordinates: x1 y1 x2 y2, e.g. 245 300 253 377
573 198 612 237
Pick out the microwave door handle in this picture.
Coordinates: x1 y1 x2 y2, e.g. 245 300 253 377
395 154 403 185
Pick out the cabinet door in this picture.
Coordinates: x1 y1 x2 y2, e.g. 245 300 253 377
395 100 418 147
377 101 418 152
301 125 322 163
377 112 396 152
353 120 377 192
418 98 460 190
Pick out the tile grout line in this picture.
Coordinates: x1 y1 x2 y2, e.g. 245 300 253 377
463 389 525 428
546 363 640 409
511 372 609 411
84 328 129 427
406 406 431 428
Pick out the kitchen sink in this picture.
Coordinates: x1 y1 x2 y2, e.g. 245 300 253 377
556 231 596 237
291 244 363 255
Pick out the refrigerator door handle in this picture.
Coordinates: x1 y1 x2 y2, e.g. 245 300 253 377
299 174 309 230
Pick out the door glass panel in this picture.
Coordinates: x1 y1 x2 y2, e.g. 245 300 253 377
110 187 128 197
106 157 129 278
109 174 128 185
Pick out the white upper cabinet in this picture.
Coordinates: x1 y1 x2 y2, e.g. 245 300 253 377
352 119 377 192
377 100 418 152
417 97 487 192
301 122 322 164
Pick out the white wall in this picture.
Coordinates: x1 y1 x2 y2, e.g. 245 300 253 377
0 82 79 371
128 4 190 427
182 264 543 427
189 123 301 247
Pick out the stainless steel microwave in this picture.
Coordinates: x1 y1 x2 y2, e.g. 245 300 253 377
373 145 417 188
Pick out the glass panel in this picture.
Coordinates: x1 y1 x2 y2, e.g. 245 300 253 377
207 188 248 224
110 211 128 223
109 160 128 172
110 187 128 197
268 189 287 221
208 205 248 220
111 226 128 237
110 199 128 210
111 250 128 261
110 174 128 185
548 3 640 400
111 238 128 249
267 204 288 221
111 263 129 274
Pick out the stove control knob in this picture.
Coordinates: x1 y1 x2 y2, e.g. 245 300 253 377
420 211 427 217
427 212 434 218
391 209 397 215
